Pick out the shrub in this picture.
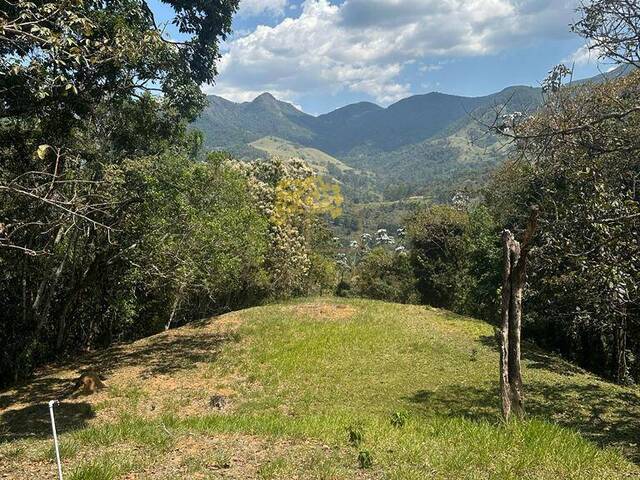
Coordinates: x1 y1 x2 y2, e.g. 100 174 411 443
406 204 500 320
352 248 419 304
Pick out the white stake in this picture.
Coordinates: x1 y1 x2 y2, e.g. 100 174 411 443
48 400 64 480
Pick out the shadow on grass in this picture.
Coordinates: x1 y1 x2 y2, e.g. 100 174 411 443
477 334 585 376
0 326 239 440
90 331 240 379
0 402 95 442
404 358 640 462
0 377 71 410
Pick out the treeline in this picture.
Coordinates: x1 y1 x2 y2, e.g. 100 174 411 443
0 1 339 385
344 64 640 383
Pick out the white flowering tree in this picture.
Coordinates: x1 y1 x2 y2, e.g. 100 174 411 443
234 157 342 297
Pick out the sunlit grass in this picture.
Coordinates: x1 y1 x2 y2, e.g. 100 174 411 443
67 452 135 480
71 413 174 449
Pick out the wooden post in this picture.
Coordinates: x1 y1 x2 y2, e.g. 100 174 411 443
499 206 538 421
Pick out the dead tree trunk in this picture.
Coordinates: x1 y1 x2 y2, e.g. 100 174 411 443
499 206 538 421
499 231 513 420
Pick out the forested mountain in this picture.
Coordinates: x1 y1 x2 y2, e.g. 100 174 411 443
193 69 626 200
193 87 537 158
192 84 542 199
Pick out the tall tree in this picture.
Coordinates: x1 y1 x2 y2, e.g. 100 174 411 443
487 0 640 384
1 0 239 254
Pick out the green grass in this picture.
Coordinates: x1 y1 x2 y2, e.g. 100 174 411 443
71 413 175 449
67 453 135 480
2 298 639 479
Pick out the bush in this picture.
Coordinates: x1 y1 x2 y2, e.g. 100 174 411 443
352 248 419 304
407 205 500 320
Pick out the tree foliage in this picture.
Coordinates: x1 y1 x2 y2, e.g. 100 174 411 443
487 70 640 383
0 0 239 256
234 157 342 297
406 204 501 319
351 247 418 304
0 0 256 384
572 0 640 68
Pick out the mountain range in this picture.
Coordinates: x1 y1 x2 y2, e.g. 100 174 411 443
192 67 628 202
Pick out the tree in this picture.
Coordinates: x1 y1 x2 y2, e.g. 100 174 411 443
482 0 640 386
120 152 269 331
405 204 501 320
352 247 418 304
408 205 471 311
236 157 343 297
499 207 538 420
1 0 239 255
572 0 640 68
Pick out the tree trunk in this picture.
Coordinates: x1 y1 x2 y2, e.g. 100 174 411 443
508 241 524 418
165 288 183 331
56 253 102 352
33 253 67 332
614 316 627 384
32 227 79 334
499 206 538 421
56 288 80 352
499 231 513 420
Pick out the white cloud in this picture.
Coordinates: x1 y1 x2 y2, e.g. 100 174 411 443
564 43 604 67
419 64 444 73
210 0 579 105
237 0 289 18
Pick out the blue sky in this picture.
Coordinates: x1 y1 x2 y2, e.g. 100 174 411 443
150 0 609 115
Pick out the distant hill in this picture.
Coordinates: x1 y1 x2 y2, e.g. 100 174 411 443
192 67 628 201
193 92 316 149
249 136 354 175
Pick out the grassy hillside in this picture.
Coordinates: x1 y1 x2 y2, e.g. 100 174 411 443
249 136 355 174
1 298 639 479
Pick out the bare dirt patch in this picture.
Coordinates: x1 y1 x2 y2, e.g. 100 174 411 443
287 302 357 321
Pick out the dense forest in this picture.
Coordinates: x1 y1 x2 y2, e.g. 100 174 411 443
0 0 342 385
1 0 638 394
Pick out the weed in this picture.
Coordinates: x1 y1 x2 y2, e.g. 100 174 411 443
358 450 373 469
211 449 232 469
347 424 364 447
258 457 288 479
390 410 408 428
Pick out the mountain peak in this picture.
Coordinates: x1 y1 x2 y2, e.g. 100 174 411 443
253 92 277 103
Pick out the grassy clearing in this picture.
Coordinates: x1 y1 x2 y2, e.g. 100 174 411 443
1 298 639 479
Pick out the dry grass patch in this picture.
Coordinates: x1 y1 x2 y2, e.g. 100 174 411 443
0 310 245 439
287 302 358 321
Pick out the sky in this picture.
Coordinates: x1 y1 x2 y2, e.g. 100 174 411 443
150 0 611 115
